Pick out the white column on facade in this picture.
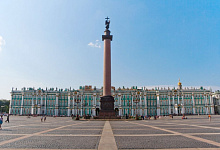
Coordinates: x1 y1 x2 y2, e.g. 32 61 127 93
92 94 96 116
67 93 71 116
37 94 41 115
140 93 142 106
81 95 83 108
210 94 214 114
31 94 34 115
35 94 38 115
192 94 196 114
119 108 122 117
156 93 160 116
204 94 207 114
40 94 43 114
80 94 83 116
119 99 122 117
9 93 13 114
95 94 97 106
174 104 178 114
95 95 97 106
80 108 83 116
20 93 24 115
55 93 59 116
35 94 37 106
119 94 121 106
140 109 142 116
140 94 142 115
177 95 179 105
118 94 122 116
44 94 47 115
144 94 147 116
92 107 96 116
40 93 43 111
131 94 134 116
205 95 207 105
172 95 175 113
182 95 185 114
37 105 41 115
93 94 95 106
210 94 213 104
72 95 75 115
119 107 121 116
168 95 171 114
94 95 97 115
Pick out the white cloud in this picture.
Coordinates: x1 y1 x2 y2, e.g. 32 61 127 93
88 40 101 48
0 36 6 51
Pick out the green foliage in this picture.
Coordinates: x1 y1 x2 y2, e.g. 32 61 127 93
0 100 10 113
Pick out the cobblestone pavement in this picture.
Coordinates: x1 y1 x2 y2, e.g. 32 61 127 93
1 115 220 149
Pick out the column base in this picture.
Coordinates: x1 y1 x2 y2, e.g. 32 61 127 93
97 96 119 119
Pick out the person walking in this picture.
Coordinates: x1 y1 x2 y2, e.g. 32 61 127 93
208 114 211 122
5 115 9 123
44 116 46 122
0 116 3 129
41 116 43 122
1 115 3 122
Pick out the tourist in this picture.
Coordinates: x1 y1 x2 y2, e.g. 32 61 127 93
44 116 46 122
5 115 9 123
1 115 3 122
208 114 211 122
41 116 43 122
0 116 3 129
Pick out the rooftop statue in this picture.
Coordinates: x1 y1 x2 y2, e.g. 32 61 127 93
105 16 110 30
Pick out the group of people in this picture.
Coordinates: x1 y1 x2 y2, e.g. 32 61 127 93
41 116 47 122
0 114 9 130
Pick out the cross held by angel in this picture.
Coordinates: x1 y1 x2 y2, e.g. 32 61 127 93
105 17 110 30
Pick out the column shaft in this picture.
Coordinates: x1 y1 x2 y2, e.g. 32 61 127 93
103 39 111 96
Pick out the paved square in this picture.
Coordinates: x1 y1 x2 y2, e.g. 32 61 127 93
1 115 220 150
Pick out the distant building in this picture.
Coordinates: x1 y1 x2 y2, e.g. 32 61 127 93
9 80 216 116
213 90 220 114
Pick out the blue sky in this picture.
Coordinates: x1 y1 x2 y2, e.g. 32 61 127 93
0 0 220 99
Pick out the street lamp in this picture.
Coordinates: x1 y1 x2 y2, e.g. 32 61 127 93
127 98 131 118
133 92 140 120
75 94 81 120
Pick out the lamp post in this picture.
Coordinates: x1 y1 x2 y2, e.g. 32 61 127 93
75 94 81 120
127 98 131 118
134 92 140 120
83 100 86 119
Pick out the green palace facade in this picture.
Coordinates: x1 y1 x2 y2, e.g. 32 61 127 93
9 80 216 116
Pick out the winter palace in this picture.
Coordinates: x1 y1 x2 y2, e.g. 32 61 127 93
9 80 219 117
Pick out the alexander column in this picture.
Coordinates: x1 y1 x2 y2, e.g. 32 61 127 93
99 17 115 118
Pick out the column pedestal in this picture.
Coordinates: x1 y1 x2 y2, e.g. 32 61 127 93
98 96 119 119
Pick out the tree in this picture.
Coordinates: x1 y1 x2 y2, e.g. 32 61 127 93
0 100 10 113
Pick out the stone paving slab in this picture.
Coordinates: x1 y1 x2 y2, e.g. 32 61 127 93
0 136 100 149
195 135 220 143
153 126 199 129
115 136 219 149
171 129 220 133
43 129 102 135
111 126 153 129
113 129 171 135
0 135 23 142
62 126 104 129
0 128 47 134
1 116 220 149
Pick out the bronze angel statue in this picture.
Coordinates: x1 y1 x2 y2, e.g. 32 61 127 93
105 17 110 30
